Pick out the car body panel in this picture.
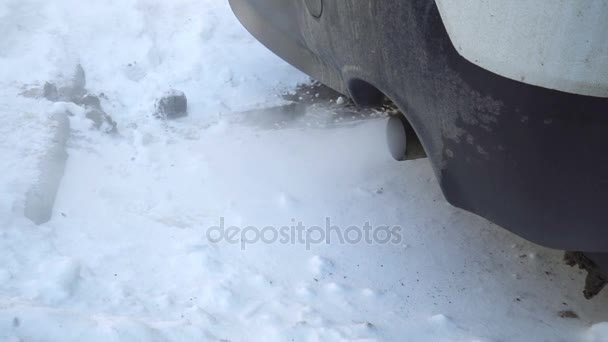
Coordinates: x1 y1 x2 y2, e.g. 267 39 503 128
436 0 608 98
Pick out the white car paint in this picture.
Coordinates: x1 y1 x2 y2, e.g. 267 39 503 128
436 0 608 98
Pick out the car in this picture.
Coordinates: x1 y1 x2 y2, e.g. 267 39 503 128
230 0 608 298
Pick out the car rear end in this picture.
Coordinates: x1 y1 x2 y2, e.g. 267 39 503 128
230 0 608 296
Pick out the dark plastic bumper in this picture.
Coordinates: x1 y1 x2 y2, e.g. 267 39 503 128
230 0 608 253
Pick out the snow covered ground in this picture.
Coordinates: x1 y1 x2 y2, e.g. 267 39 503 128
2 0 608 341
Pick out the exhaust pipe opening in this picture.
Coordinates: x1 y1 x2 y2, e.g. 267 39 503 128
346 78 426 161
387 114 427 161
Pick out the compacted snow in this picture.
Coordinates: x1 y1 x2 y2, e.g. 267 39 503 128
2 1 608 341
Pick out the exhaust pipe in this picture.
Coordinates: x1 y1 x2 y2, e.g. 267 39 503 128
386 114 427 161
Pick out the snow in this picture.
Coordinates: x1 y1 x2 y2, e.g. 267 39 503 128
586 323 608 342
1 0 608 341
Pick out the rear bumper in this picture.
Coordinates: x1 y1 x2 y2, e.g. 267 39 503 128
230 0 608 252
